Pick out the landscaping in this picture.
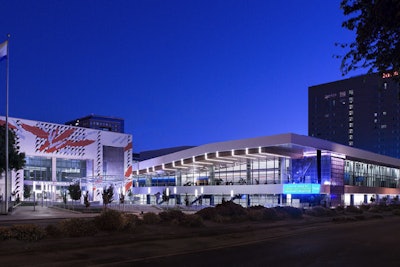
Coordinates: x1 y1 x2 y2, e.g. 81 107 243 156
1 201 400 243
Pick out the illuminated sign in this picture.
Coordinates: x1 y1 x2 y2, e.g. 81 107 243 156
283 183 321 194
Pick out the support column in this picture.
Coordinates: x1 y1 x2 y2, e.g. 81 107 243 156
176 194 181 205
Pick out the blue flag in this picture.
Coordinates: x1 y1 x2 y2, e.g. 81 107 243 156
0 41 8 61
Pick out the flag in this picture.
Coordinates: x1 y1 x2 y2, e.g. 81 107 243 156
0 40 8 61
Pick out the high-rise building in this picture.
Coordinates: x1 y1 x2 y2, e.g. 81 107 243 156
309 73 400 158
65 114 124 133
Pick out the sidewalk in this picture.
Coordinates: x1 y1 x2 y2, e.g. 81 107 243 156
0 205 97 222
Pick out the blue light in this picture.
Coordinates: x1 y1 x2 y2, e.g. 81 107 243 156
283 183 321 194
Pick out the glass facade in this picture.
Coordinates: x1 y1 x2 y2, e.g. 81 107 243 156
24 156 52 181
344 160 400 188
135 157 290 187
132 147 400 207
56 158 87 182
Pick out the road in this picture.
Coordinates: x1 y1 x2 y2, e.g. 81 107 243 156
111 217 400 267
1 215 399 266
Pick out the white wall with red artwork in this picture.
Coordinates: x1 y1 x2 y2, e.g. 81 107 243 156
0 116 133 202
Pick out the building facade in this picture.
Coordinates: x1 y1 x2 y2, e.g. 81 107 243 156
309 73 400 158
65 114 125 133
0 116 132 212
129 133 400 208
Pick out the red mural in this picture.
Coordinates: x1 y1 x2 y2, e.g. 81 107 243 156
124 165 132 177
124 142 132 151
125 180 133 192
21 123 95 153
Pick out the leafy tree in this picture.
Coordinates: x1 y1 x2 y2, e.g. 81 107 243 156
119 192 125 204
338 0 400 79
0 125 26 174
84 191 90 208
23 184 31 199
62 190 68 205
68 182 82 205
102 185 114 207
162 188 170 204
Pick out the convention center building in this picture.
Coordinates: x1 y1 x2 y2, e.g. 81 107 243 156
130 133 400 208
0 116 133 210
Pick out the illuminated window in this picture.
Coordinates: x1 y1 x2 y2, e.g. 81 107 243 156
349 90 354 96
349 110 353 115
349 117 353 121
383 111 387 115
349 129 353 133
349 122 353 127
349 135 353 140
349 104 353 109
381 125 387 129
349 141 353 146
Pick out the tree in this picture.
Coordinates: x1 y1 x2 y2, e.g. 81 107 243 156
102 185 114 207
338 0 400 79
84 191 90 208
23 184 31 199
62 190 67 205
162 188 170 204
0 125 26 174
68 182 82 205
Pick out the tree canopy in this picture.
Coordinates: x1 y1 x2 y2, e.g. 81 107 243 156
0 125 26 174
68 182 82 204
102 185 114 207
339 0 400 78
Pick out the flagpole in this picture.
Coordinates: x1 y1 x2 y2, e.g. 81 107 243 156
4 34 10 214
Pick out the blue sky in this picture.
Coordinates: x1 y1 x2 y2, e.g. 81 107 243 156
0 0 364 152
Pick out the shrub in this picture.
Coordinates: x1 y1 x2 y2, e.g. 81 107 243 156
215 201 247 218
345 205 363 214
388 204 400 210
196 207 218 221
368 206 382 213
94 209 126 231
359 204 371 211
274 207 290 220
392 209 400 216
335 205 345 213
263 208 279 220
59 218 98 237
354 215 366 220
142 212 160 224
11 224 46 241
159 209 185 223
281 206 303 219
247 209 265 221
45 224 63 237
123 213 142 231
0 226 13 241
305 206 331 217
370 214 384 219
180 214 204 227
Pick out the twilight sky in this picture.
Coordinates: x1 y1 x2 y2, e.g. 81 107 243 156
0 0 365 152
